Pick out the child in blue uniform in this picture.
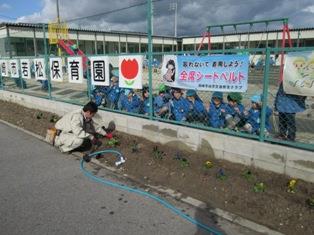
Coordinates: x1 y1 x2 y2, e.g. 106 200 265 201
274 83 306 141
225 92 245 130
105 76 121 109
185 89 207 123
243 94 272 135
92 86 109 106
154 84 171 118
119 89 141 113
169 88 190 121
208 91 227 128
140 86 151 115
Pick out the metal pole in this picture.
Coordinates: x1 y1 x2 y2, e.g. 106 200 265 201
56 0 62 56
18 59 25 93
0 64 3 90
259 47 270 142
147 0 153 120
151 1 154 35
43 24 52 99
56 0 60 21
86 59 91 100
6 26 12 58
174 1 177 38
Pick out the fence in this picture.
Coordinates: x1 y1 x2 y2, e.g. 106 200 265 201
0 44 313 152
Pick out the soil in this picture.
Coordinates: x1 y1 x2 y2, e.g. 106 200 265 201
0 99 313 235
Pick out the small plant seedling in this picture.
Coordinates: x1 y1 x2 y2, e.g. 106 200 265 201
152 146 165 160
131 140 139 153
216 168 227 180
253 182 266 192
180 158 190 168
49 115 58 123
306 197 314 209
36 112 43 119
173 152 189 168
242 169 254 181
287 179 297 193
107 137 119 147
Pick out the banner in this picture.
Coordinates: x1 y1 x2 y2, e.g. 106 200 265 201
67 57 83 84
9 59 19 78
161 54 249 92
283 51 314 96
89 56 109 86
50 57 63 82
119 55 142 89
34 58 47 80
0 60 9 77
20 59 31 79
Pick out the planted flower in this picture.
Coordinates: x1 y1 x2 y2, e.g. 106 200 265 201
204 160 213 169
287 179 297 193
254 182 266 192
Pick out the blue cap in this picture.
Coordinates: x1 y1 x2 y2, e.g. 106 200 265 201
111 69 119 78
124 89 132 96
186 89 196 97
212 91 223 100
251 94 262 103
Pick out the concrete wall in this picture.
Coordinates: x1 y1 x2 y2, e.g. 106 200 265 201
1 90 313 183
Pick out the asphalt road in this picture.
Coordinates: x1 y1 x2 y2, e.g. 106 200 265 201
0 122 259 235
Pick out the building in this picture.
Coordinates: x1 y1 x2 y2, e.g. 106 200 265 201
0 22 314 58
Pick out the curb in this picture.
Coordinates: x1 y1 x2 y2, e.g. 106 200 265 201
0 119 284 235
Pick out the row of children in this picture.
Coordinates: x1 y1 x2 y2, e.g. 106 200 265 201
92 77 272 135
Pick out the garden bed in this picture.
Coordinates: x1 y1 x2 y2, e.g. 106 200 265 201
0 99 313 235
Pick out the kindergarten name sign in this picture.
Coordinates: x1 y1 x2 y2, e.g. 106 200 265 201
174 55 249 92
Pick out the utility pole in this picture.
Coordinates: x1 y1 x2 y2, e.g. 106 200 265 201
169 1 178 37
56 0 61 56
151 1 154 35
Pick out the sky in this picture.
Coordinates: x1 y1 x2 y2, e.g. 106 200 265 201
0 0 314 36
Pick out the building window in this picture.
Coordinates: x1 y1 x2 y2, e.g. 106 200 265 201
140 43 148 53
97 41 104 54
163 44 172 52
127 42 139 53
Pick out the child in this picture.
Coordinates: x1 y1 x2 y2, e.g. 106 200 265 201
208 91 227 128
105 76 121 109
92 86 109 106
119 89 141 113
139 86 151 115
169 88 190 121
185 89 207 123
274 83 306 141
225 92 245 130
153 84 169 117
243 94 272 135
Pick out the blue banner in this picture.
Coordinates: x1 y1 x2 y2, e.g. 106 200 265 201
175 55 249 92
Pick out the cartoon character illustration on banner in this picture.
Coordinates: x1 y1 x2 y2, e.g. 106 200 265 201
283 51 314 96
161 55 177 85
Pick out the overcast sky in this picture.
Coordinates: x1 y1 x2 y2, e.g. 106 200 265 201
1 0 314 36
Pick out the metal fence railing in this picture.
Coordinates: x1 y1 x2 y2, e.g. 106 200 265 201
1 46 314 152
